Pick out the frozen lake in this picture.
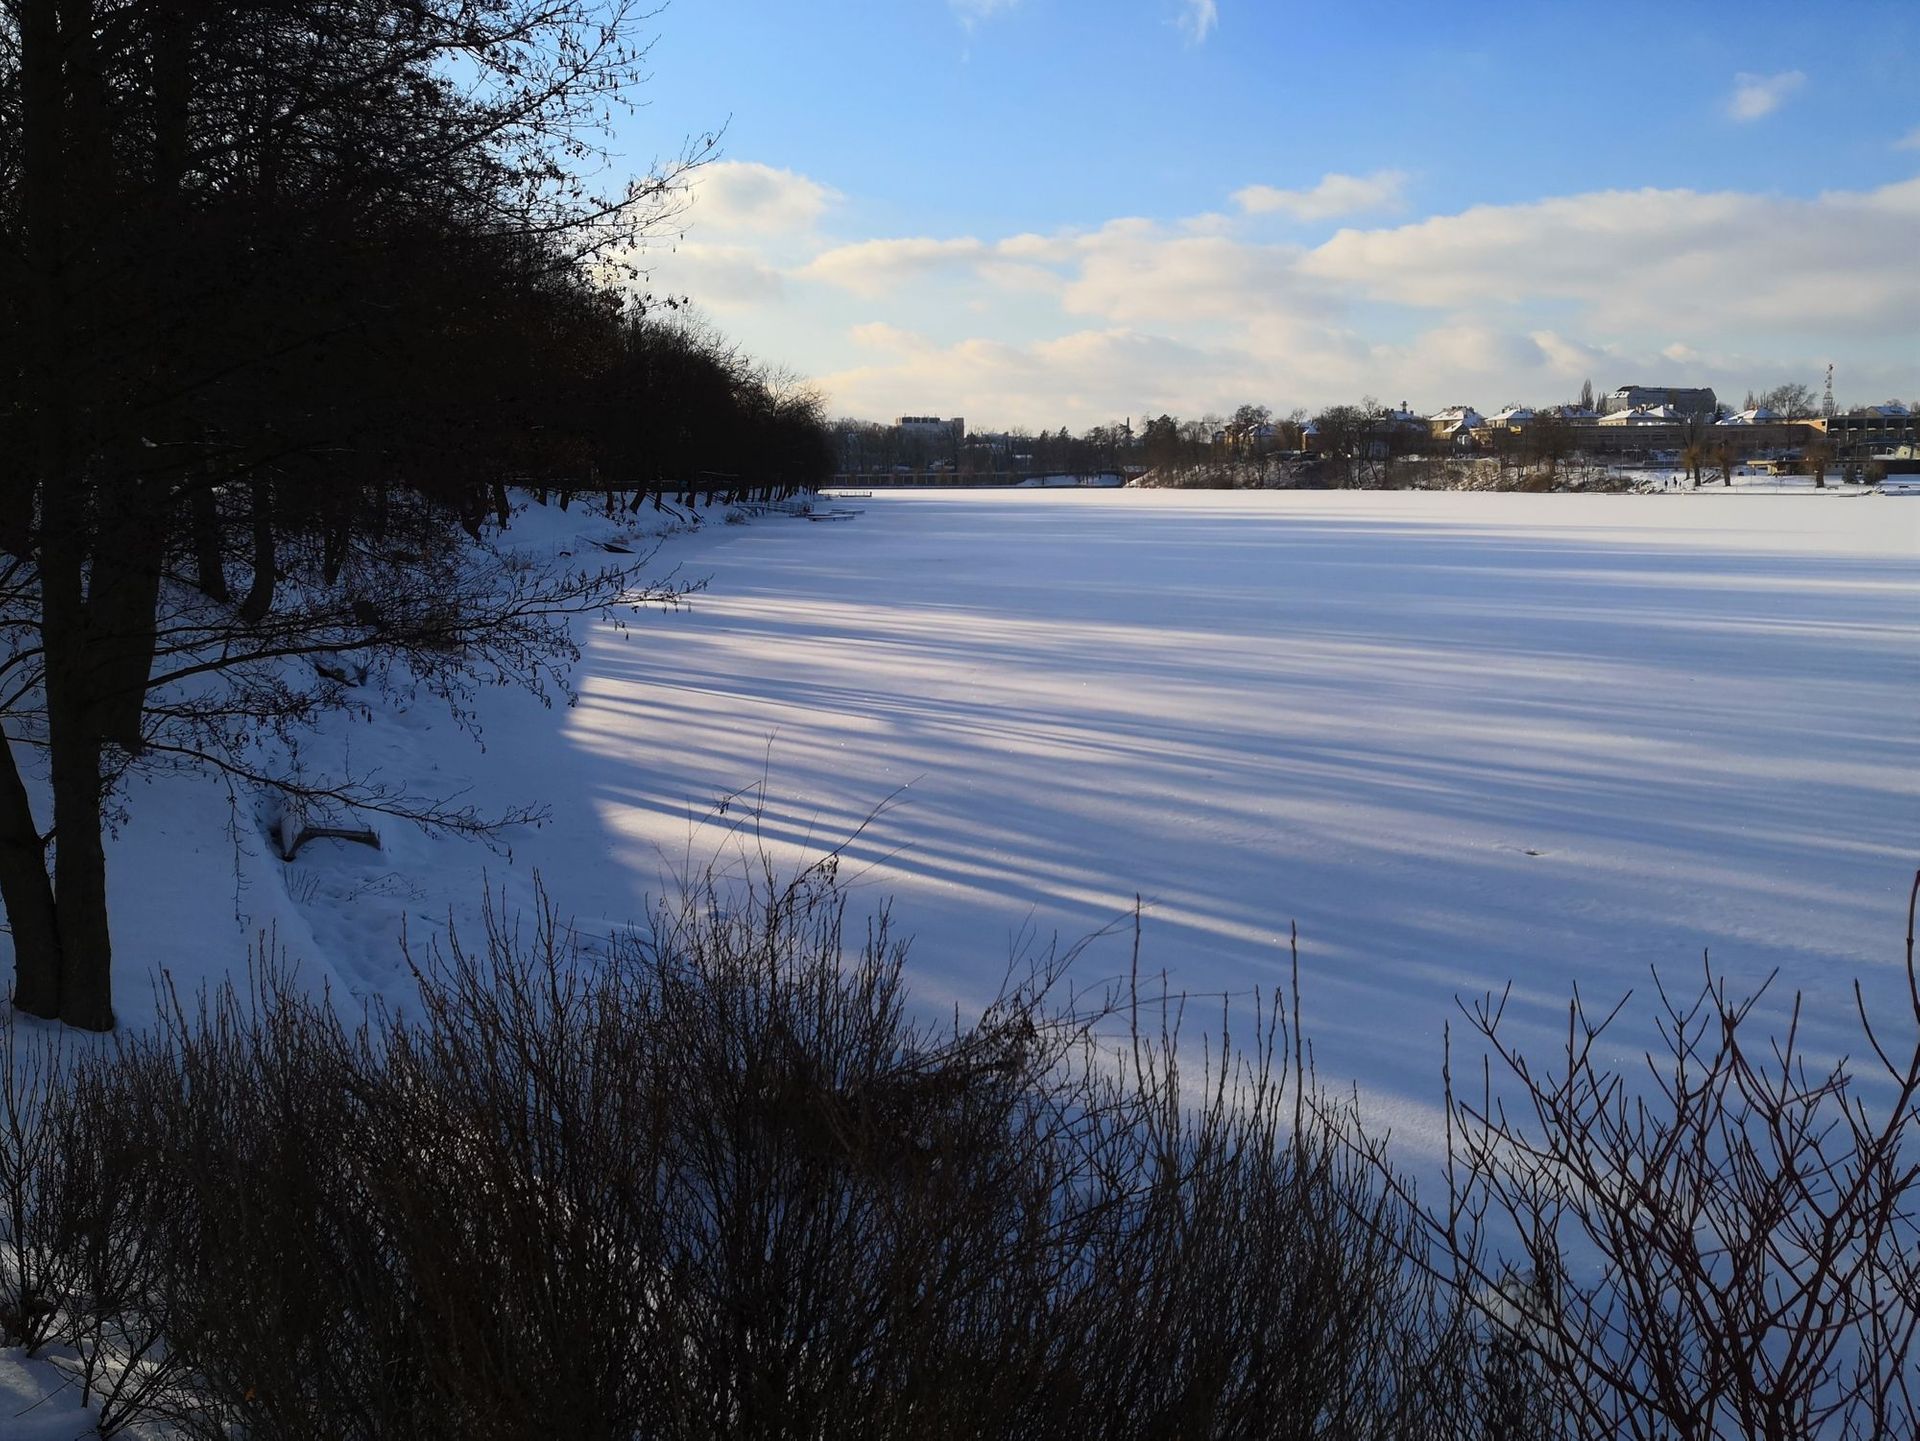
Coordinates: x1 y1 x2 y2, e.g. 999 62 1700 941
85 487 1917 1151
557 489 1920 1145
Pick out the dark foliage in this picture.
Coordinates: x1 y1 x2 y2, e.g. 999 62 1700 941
4 867 1914 1437
2 861 1477 1438
0 1 834 1026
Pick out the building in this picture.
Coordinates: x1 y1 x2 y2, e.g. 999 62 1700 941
896 415 965 443
1817 403 1915 459
1588 405 1690 452
1602 385 1718 419
1877 444 1920 478
1428 405 1484 446
1598 404 1685 426
1480 405 1537 433
1714 408 1812 453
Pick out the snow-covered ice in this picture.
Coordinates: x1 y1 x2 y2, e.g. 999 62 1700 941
551 488 1919 1144
27 488 1920 1149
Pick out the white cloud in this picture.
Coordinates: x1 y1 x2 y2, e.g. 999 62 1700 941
801 236 995 296
950 0 1021 25
1233 171 1409 221
1299 181 1920 335
802 218 1325 327
687 161 839 237
812 308 1913 432
1897 125 1920 151
1726 70 1805 122
1178 0 1218 44
1059 223 1320 324
820 327 1252 429
849 322 933 354
645 244 786 310
667 172 1920 426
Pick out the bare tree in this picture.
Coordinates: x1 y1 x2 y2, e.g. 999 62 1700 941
0 0 711 1027
1527 414 1574 484
1760 382 1818 422
1807 436 1832 489
1715 438 1738 486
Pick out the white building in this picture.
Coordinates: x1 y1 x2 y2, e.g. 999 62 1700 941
1428 405 1484 444
1483 405 1537 431
1598 404 1685 425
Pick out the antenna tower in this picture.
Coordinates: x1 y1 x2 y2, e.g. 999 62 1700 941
1822 364 1836 418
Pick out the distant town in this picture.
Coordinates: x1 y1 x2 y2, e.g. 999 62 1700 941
833 381 1920 489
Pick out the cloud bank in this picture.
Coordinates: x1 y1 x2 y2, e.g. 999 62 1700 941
645 162 1919 427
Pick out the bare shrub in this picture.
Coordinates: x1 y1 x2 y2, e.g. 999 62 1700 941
1398 870 1920 1441
13 864 1911 1436
0 1016 71 1351
4 857 1485 1437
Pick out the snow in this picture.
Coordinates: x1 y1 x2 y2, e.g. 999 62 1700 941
1599 404 1684 423
0 1343 176 1441
7 485 1919 1427
551 488 1917 1148
12 489 1920 1147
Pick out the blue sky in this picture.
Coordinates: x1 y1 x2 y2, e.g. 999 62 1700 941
611 0 1920 427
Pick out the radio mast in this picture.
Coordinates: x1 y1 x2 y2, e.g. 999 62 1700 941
1822 363 1836 418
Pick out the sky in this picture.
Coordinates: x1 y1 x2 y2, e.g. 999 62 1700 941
607 0 1920 430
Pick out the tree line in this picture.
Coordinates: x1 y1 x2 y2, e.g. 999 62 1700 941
1 0 834 1029
954 380 1896 492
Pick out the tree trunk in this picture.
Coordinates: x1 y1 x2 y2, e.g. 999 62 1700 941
40 525 115 1032
87 494 167 752
0 735 61 1018
190 482 230 599
238 475 277 624
49 720 113 1032
322 508 351 586
19 0 118 1029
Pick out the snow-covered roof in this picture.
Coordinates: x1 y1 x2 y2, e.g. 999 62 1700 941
1718 407 1781 426
1429 406 1483 426
1485 406 1536 425
1849 402 1911 418
1599 404 1683 425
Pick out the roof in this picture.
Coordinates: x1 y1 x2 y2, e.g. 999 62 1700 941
1718 407 1781 425
1599 404 1683 425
